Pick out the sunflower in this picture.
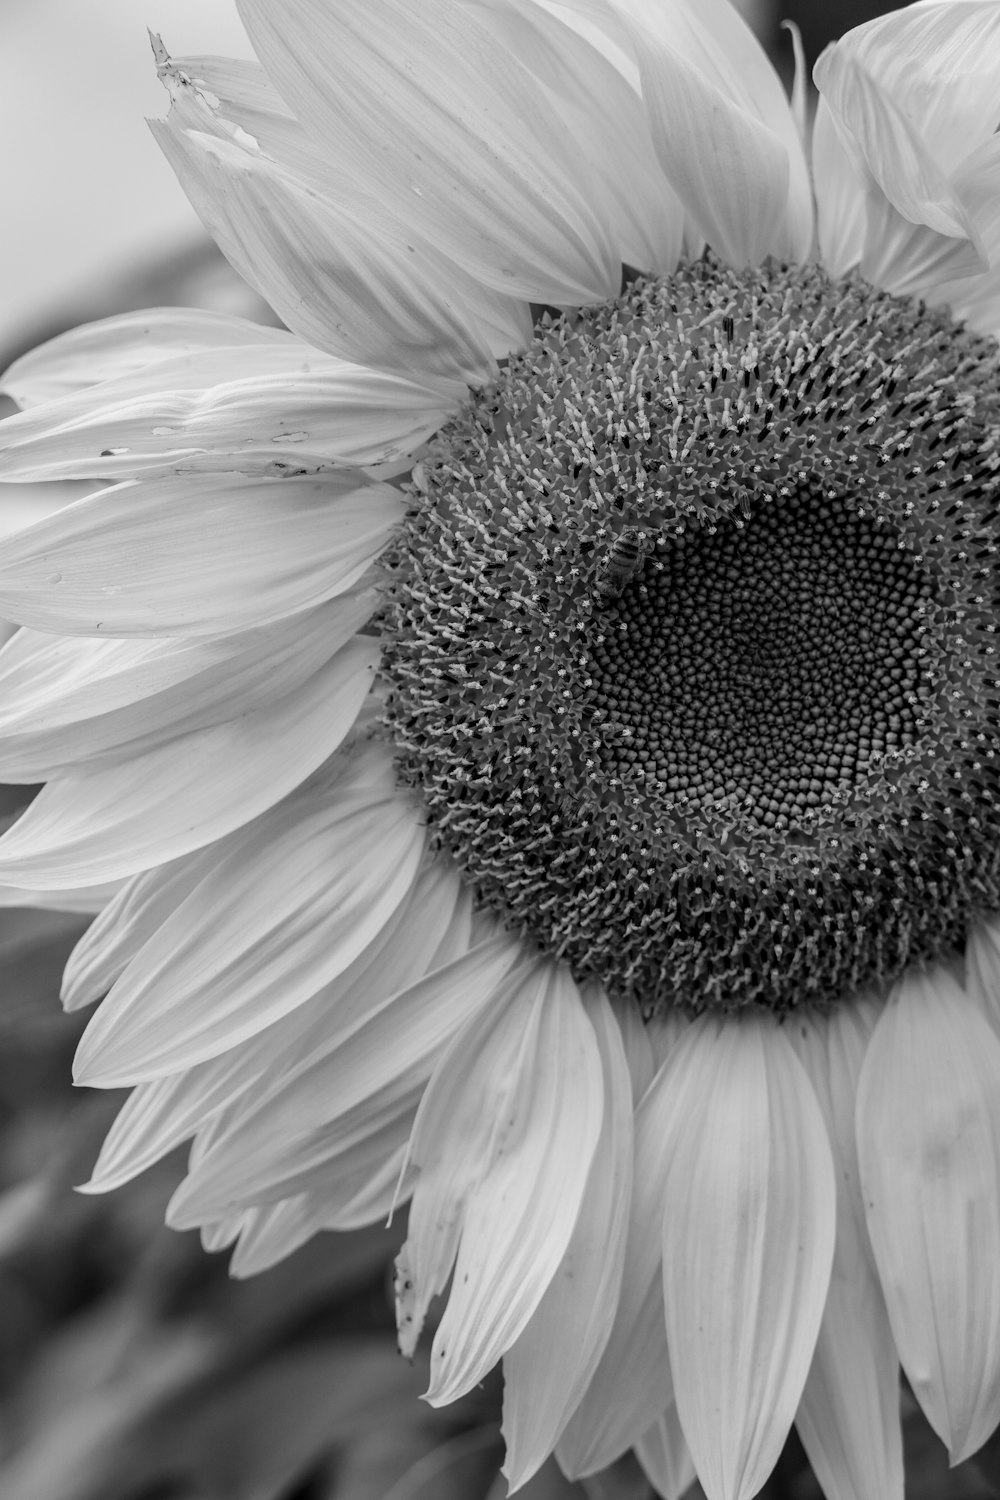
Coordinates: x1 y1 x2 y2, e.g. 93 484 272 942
2 1 1000 1496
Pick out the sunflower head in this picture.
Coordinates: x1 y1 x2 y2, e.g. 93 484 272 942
4 4 1000 1500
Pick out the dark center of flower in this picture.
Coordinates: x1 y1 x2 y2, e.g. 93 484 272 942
378 258 1000 1015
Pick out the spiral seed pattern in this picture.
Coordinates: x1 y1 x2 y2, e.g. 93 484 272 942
379 258 1000 1015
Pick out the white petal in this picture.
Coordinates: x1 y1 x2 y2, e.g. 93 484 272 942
168 930 518 1223
0 473 399 636
1 308 294 409
396 960 604 1403
609 0 812 267
228 1196 320 1277
0 342 455 481
660 1015 835 1500
0 638 377 888
236 0 620 304
74 779 425 1085
556 1041 679 1478
633 1405 696 1500
473 0 685 276
0 881 120 913
502 987 634 1489
812 98 866 279
813 1 1000 262
0 594 373 780
152 52 530 382
963 914 1000 1039
63 851 221 1011
823 2 1000 176
790 1003 904 1500
856 966 1000 1463
859 185 983 298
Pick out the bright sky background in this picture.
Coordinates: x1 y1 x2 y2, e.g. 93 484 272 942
1 0 252 351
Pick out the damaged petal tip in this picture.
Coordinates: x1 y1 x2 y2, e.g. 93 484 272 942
394 1250 424 1361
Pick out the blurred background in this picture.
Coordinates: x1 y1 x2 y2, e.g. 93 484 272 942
1 1 996 1498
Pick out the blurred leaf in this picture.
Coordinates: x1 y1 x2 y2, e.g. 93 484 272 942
155 1338 430 1500
579 1454 654 1500
377 1424 503 1500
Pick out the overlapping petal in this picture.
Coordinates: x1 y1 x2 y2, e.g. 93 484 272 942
150 46 531 384
1 308 293 409
0 473 398 636
167 929 519 1224
236 0 621 303
660 1015 835 1500
814 0 1000 293
606 0 812 267
469 0 686 276
501 986 633 1490
396 960 603 1405
0 343 455 481
0 638 377 888
0 592 373 780
556 1026 683 1478
73 767 426 1085
633 1405 696 1500
790 1003 904 1500
857 967 1000 1463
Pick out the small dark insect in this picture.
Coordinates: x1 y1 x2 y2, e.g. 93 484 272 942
595 526 647 603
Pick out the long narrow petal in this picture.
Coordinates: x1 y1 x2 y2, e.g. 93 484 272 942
791 1003 904 1500
856 967 1000 1464
1 308 294 408
812 98 866 279
0 639 377 888
236 0 620 304
151 50 530 383
227 1196 320 1278
962 914 1000 1038
0 343 455 481
556 1026 687 1478
609 0 812 267
85 859 471 1194
167 932 519 1222
661 1015 836 1500
74 782 425 1085
502 987 634 1489
633 1405 696 1500
0 473 399 636
472 0 685 276
396 961 604 1404
0 593 373 780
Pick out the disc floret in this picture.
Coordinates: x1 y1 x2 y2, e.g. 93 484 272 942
380 259 1000 1015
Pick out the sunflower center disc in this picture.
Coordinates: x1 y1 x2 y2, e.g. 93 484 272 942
380 258 1000 1015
